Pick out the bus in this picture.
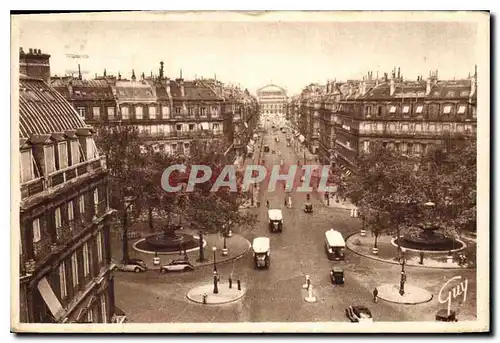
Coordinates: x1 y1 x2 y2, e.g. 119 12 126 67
325 229 346 261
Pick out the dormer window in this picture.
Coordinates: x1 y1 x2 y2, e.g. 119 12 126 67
443 105 452 114
85 137 98 161
149 106 156 119
366 106 372 117
389 106 396 114
58 142 68 170
70 140 81 166
415 105 423 114
77 108 86 119
92 107 100 120
458 105 466 114
121 106 129 120
20 149 34 183
200 107 207 116
44 145 56 174
162 106 170 118
107 107 115 120
402 106 410 114
175 107 181 114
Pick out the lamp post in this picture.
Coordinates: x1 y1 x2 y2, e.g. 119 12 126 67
212 246 217 273
399 247 407 296
213 270 219 294
122 194 136 263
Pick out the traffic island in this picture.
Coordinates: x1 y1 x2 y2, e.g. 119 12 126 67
186 283 246 305
377 283 433 305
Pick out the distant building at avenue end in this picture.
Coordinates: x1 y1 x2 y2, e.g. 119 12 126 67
257 84 288 123
18 48 120 323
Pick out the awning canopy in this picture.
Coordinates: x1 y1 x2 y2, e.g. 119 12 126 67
298 135 305 143
37 277 65 321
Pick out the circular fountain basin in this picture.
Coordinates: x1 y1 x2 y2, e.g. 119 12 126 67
133 231 207 255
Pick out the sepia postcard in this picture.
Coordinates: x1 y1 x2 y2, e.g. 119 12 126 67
10 11 490 333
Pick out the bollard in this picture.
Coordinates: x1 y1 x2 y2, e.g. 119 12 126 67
229 277 233 289
237 279 241 290
202 293 208 304
302 275 310 289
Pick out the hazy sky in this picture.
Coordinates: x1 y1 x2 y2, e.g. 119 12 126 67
15 13 480 95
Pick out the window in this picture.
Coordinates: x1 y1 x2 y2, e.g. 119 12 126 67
457 124 464 132
44 145 56 174
402 124 409 132
376 123 383 131
32 218 41 243
68 201 74 223
121 106 129 120
175 107 181 114
402 106 410 114
83 243 90 277
213 123 220 130
200 108 207 116
363 141 370 153
79 194 85 215
189 124 195 131
401 143 408 153
183 142 190 155
86 137 96 160
414 144 421 153
71 253 79 287
176 124 182 131
93 188 99 205
389 106 396 114
100 295 107 323
458 105 466 114
212 106 218 115
87 309 93 323
97 232 103 263
443 105 452 114
70 140 80 165
149 106 156 119
77 108 85 119
188 108 194 116
429 124 436 132
416 105 423 114
443 124 450 132
346 141 351 148
162 106 170 118
415 124 422 131
377 107 382 116
472 107 477 118
92 107 100 120
389 124 396 131
107 107 115 120
20 150 34 183
58 142 68 170
135 106 143 119
366 106 372 117
55 207 62 229
59 262 67 298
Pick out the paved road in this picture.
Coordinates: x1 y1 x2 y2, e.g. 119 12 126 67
114 128 477 324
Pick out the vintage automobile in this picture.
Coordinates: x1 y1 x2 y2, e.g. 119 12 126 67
268 209 283 233
252 237 271 269
160 259 195 273
263 145 270 153
345 306 373 323
114 259 148 273
330 267 345 285
435 309 458 322
304 202 313 213
325 229 346 261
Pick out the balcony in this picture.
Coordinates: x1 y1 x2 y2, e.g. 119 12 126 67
21 156 107 200
33 239 53 263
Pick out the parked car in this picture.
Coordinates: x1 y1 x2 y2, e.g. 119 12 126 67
160 259 195 273
114 259 148 273
345 306 373 323
304 202 313 213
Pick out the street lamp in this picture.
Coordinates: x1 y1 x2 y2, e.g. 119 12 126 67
122 194 136 263
399 247 407 296
213 270 219 294
212 246 217 273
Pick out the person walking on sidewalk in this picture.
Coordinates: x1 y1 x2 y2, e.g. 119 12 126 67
373 287 379 303
266 200 270 208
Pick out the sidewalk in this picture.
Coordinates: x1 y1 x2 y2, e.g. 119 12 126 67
237 137 263 209
110 225 252 271
346 232 476 269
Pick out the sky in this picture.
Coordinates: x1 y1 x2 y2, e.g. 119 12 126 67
15 12 481 95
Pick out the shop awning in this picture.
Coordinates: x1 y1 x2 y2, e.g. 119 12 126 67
37 277 65 321
298 135 305 143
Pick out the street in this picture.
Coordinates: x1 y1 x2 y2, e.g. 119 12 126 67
114 127 477 323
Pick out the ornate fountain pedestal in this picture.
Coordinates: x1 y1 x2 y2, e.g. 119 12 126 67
134 225 202 254
393 225 465 252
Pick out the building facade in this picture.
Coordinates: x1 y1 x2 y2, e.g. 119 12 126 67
290 68 478 174
18 49 118 323
257 84 287 123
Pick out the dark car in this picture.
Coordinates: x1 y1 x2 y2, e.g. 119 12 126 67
435 309 458 322
160 259 195 273
345 306 373 323
330 267 345 285
304 202 313 213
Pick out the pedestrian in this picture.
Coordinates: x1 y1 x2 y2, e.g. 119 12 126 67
266 200 269 208
373 287 378 303
284 197 287 207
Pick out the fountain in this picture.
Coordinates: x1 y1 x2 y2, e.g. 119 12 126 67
134 224 203 254
393 225 466 252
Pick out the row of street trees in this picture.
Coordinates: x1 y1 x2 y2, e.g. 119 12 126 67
341 135 477 250
96 125 257 261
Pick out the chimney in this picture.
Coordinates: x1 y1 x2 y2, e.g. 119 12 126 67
159 61 164 80
78 64 82 80
131 69 136 81
19 47 51 82
361 80 367 95
426 76 432 95
397 67 401 79
141 72 145 81
470 67 477 97
104 68 107 77
390 76 396 96
118 72 122 81
179 69 185 97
